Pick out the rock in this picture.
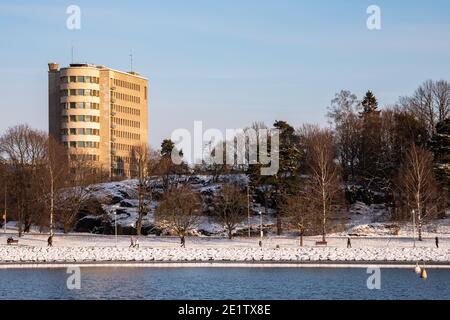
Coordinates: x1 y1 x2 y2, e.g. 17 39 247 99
120 200 135 208
75 216 103 233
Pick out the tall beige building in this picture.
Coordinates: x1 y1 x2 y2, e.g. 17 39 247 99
48 62 149 178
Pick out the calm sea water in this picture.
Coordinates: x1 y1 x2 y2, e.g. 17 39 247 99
0 267 449 300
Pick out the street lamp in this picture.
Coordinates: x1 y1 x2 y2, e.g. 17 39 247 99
259 210 263 240
247 186 251 238
114 209 118 247
3 183 7 234
412 209 416 248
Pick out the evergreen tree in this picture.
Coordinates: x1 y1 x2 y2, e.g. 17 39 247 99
248 120 302 235
359 91 382 189
271 121 302 234
361 90 379 113
161 139 176 157
432 119 450 189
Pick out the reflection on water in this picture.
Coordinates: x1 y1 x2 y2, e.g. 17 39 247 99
0 267 449 300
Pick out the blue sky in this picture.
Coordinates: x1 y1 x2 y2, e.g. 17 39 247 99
0 0 450 148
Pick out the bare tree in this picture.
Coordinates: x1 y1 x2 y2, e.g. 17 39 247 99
131 144 153 237
398 144 439 241
280 192 315 246
0 125 46 236
327 90 362 182
57 185 89 233
433 80 450 124
401 79 450 137
155 185 202 242
41 136 70 236
212 184 247 239
299 125 342 242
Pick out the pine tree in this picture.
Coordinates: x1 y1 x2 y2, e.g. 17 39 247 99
361 90 379 114
161 139 176 157
248 120 302 235
358 91 383 190
432 119 450 189
271 120 302 234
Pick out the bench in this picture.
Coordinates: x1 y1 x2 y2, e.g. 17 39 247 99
315 241 328 246
7 238 19 245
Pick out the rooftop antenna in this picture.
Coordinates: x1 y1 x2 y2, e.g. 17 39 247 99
129 53 133 72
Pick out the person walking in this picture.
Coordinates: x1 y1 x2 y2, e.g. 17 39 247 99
435 237 439 249
180 235 186 248
47 235 53 247
347 237 352 248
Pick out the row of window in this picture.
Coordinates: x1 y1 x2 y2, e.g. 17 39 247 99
112 155 133 164
112 104 140 116
61 89 100 97
62 115 100 123
112 168 134 177
111 91 140 104
61 76 100 84
112 78 140 91
112 130 140 141
61 102 100 110
70 154 100 162
112 117 140 128
61 128 100 136
64 141 100 149
111 143 136 152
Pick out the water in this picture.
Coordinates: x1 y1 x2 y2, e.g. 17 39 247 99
0 267 449 300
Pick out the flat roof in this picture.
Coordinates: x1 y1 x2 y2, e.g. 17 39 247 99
58 63 148 80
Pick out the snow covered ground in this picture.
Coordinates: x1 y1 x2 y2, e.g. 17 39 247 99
0 230 448 264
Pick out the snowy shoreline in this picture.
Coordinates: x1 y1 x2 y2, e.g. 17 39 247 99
1 229 449 267
2 261 450 269
1 246 449 266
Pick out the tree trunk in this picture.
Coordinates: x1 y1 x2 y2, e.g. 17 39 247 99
18 202 23 237
322 195 327 242
418 209 423 242
299 230 304 247
277 216 282 235
228 229 233 240
50 169 54 237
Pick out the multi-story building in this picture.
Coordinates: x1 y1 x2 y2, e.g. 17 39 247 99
48 62 148 178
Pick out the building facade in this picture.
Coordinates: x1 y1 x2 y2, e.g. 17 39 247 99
48 63 148 178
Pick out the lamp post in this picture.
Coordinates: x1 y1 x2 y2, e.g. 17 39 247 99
413 209 416 248
259 210 263 240
114 209 118 247
3 183 6 234
247 186 251 238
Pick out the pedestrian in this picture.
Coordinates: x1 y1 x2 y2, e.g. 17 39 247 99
47 235 53 247
347 237 352 248
435 237 439 249
135 238 140 249
180 235 185 248
129 236 134 248
258 240 262 248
